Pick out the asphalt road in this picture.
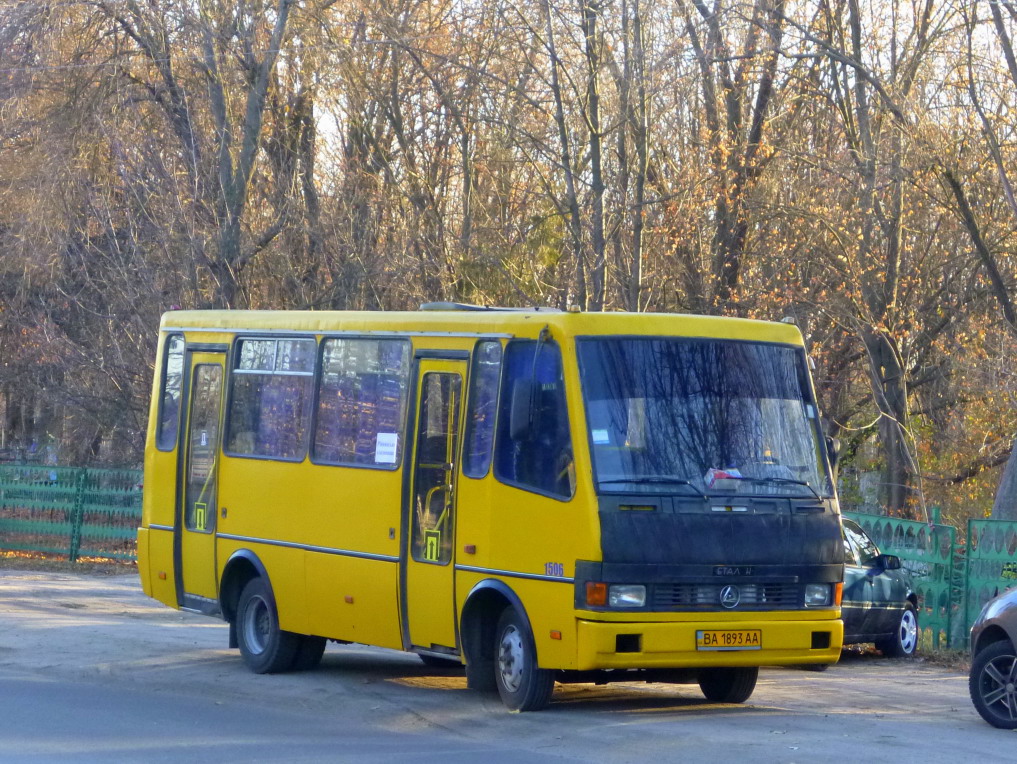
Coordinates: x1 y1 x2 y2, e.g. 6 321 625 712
0 568 1012 762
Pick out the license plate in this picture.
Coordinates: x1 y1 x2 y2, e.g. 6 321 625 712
696 629 762 651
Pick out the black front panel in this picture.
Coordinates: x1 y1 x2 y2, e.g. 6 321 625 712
581 494 844 613
597 497 842 566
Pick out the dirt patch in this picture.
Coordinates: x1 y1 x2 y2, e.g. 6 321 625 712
0 550 137 576
914 647 970 672
837 642 970 672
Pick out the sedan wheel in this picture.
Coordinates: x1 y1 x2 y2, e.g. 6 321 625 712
969 640 1017 729
876 602 918 658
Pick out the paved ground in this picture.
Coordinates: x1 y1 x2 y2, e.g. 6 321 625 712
0 567 1013 762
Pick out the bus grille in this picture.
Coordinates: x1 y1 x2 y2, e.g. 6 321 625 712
650 583 801 610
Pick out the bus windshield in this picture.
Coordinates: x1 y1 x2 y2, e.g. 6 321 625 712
577 338 832 497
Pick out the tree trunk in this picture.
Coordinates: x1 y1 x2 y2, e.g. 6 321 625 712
542 0 586 309
991 445 1017 522
582 0 606 311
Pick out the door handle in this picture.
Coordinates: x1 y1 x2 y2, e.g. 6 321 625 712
221 506 228 519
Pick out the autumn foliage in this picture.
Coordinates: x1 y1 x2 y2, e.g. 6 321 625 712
1 0 1016 523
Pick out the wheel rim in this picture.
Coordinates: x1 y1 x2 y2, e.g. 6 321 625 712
242 594 271 655
899 609 918 654
497 624 525 693
979 652 1017 724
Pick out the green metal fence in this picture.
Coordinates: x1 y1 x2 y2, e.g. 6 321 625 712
0 465 142 561
3 464 1017 651
965 518 1017 638
844 511 957 650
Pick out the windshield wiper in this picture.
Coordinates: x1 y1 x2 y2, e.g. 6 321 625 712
726 475 821 500
597 476 707 499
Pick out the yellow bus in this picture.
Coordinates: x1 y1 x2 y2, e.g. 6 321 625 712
138 305 844 711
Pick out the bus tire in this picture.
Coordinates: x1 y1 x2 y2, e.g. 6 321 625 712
698 666 758 703
236 577 299 674
466 659 498 692
291 635 327 671
494 606 555 712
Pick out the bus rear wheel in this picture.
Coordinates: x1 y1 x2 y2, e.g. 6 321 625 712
236 577 299 674
291 635 327 671
494 606 555 712
698 666 758 703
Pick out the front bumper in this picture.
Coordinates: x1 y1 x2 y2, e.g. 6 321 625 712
575 613 843 670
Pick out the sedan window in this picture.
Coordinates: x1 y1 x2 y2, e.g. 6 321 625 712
842 533 859 566
843 520 880 565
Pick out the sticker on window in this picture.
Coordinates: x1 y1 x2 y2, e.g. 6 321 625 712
592 429 610 445
705 468 742 488
375 432 399 464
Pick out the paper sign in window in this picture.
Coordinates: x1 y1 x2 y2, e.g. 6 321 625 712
375 432 399 463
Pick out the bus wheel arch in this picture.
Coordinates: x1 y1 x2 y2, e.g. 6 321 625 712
235 575 300 673
461 581 524 692
219 550 269 648
494 605 555 711
461 580 553 710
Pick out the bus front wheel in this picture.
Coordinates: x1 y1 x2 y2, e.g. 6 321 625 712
494 607 555 712
698 666 758 703
236 577 299 674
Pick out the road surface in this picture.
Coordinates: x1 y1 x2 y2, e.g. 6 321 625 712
0 568 1010 762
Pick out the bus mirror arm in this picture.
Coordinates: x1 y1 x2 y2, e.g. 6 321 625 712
510 380 534 441
510 326 550 443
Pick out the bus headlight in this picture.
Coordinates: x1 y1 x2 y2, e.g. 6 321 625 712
804 583 832 607
609 585 646 608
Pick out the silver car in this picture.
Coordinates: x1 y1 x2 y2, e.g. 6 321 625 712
969 586 1017 729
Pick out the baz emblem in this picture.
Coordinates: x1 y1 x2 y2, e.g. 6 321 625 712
719 585 741 609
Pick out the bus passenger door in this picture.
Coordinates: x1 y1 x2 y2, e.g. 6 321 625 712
403 358 466 653
176 351 225 609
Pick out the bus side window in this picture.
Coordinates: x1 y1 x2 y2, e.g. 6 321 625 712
313 338 411 468
463 341 502 478
156 334 185 451
226 338 315 461
494 340 574 499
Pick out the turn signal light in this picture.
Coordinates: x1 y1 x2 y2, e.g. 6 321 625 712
834 582 843 606
586 582 608 607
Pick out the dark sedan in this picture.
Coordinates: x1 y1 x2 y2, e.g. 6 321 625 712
969 586 1017 729
841 518 919 656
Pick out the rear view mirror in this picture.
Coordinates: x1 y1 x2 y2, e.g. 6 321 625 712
509 380 534 441
826 437 841 472
880 554 902 571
